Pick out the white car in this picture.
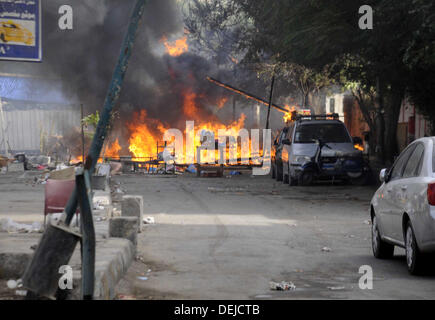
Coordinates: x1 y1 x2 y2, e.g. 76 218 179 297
370 137 435 274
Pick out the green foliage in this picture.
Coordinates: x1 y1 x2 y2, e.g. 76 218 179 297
81 111 100 128
186 0 434 160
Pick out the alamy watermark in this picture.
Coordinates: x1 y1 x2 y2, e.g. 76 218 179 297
58 265 73 290
358 265 373 290
162 121 271 176
359 5 373 30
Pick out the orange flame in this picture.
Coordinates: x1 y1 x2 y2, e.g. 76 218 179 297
161 36 188 57
283 105 297 123
105 139 121 158
126 91 254 164
217 97 228 109
354 144 364 151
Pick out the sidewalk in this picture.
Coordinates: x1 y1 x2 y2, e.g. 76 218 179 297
0 171 136 300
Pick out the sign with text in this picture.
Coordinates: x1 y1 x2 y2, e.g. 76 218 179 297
0 0 41 62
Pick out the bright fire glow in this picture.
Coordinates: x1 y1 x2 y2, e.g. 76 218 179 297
161 36 188 57
105 138 121 158
126 90 254 164
283 105 296 123
354 144 364 151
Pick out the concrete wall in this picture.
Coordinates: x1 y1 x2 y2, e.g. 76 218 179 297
398 99 429 141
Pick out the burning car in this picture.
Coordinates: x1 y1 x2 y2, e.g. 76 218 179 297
272 113 369 185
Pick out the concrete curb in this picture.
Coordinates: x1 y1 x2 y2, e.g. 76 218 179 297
0 235 135 300
70 238 135 300
0 252 33 279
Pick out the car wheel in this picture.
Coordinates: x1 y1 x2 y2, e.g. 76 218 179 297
298 170 313 186
372 216 394 259
405 222 425 275
283 174 289 184
289 175 298 186
276 163 283 182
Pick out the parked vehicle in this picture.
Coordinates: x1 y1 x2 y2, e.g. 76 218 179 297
370 137 435 274
272 114 368 185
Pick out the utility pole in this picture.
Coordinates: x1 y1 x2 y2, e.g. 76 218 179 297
81 104 85 162
266 75 275 130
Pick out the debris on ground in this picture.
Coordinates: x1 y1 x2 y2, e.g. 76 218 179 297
269 281 296 291
137 276 148 281
364 220 372 225
143 216 155 224
229 171 242 175
327 286 345 291
0 218 42 233
117 295 137 300
6 279 22 289
321 247 332 252
15 290 27 296
185 164 197 174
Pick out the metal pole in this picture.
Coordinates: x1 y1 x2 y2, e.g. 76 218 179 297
206 77 287 113
65 0 147 225
76 170 95 300
81 104 85 162
0 98 10 158
266 75 275 130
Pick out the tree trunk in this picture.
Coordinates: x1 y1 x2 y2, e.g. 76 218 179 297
383 91 403 164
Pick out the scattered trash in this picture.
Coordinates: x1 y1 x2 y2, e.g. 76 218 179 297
0 218 42 233
117 295 136 300
115 188 124 194
143 216 155 224
327 286 345 291
186 164 197 174
321 247 332 252
364 220 372 225
269 281 296 291
229 171 242 176
15 290 27 296
137 276 148 281
7 280 17 289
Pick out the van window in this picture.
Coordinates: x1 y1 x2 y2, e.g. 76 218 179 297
294 123 351 143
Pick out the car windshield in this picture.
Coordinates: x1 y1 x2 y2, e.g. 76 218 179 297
294 123 351 143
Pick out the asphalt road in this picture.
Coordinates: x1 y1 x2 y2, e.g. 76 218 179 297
114 172 435 300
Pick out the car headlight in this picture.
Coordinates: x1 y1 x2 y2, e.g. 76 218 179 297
291 155 311 164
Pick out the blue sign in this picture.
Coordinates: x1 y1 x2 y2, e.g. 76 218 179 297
0 0 41 62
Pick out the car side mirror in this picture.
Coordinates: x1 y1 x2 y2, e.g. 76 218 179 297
282 139 291 145
379 168 388 183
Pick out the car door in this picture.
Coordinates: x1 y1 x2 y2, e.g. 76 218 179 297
390 143 425 240
381 144 416 239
